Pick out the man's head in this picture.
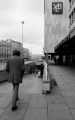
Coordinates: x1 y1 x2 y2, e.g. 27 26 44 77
13 50 20 56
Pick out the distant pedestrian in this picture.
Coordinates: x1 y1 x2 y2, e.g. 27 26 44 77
6 50 25 111
40 63 44 78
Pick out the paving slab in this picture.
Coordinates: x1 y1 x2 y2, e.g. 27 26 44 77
0 99 30 120
24 108 47 120
46 94 66 105
0 109 4 116
29 94 47 108
20 75 42 94
48 104 73 120
64 96 75 109
0 95 11 108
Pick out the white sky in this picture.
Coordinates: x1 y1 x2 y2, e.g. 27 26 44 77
0 0 44 55
0 0 69 54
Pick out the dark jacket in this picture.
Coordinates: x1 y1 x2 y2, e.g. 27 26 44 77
6 56 24 84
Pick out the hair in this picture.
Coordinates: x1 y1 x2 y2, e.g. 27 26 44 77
13 50 20 56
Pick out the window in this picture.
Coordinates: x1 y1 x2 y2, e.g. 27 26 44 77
72 9 75 24
72 0 75 5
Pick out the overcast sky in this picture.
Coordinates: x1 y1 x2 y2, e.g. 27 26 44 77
0 0 69 54
0 0 44 54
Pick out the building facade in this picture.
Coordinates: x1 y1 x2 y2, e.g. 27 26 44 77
0 39 30 60
44 0 69 55
53 0 75 65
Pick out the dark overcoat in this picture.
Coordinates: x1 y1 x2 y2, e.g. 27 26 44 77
6 56 24 84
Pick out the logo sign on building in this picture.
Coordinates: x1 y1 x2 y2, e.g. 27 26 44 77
52 2 63 15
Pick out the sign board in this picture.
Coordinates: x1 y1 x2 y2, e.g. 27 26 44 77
52 2 63 15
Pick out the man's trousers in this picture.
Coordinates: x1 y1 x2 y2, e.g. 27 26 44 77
12 84 19 107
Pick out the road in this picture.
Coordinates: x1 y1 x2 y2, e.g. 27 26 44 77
0 64 75 119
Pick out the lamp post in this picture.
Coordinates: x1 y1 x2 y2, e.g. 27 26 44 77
21 21 24 46
21 21 24 57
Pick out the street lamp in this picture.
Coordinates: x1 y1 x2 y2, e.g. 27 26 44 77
21 21 24 57
21 21 24 46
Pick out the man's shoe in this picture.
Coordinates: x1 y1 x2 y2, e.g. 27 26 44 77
16 97 19 101
46 90 51 94
12 106 18 111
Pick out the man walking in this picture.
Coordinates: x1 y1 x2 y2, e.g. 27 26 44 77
6 50 24 111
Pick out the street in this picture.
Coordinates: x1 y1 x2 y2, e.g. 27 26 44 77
0 64 75 119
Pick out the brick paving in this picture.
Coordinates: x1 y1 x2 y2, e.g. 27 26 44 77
0 64 75 119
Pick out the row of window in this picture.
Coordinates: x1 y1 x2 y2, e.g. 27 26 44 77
69 8 75 26
69 0 75 9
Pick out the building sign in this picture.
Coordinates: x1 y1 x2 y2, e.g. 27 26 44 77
52 2 63 15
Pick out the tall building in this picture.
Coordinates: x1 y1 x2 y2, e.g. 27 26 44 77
44 0 69 54
52 0 75 65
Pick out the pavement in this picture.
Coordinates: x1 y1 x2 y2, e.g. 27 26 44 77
0 64 75 119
